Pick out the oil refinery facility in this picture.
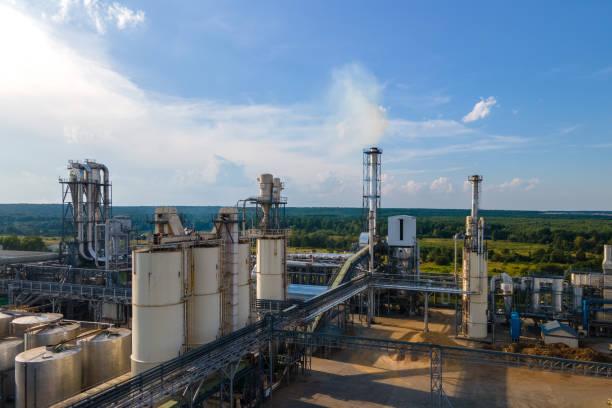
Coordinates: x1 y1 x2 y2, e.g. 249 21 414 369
0 150 609 408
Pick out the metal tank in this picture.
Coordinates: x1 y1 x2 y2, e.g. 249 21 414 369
238 242 251 328
0 337 24 401
131 249 184 375
15 345 83 407
24 321 80 350
191 246 221 346
256 237 285 300
0 312 15 338
78 328 131 388
10 313 63 336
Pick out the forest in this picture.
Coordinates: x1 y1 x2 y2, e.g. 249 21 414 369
1 204 611 275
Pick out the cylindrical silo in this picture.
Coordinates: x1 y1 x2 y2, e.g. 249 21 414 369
0 337 24 401
15 345 83 407
256 237 285 300
238 242 251 328
10 313 63 337
78 328 131 388
191 246 221 346
131 249 184 375
0 312 15 338
24 322 80 350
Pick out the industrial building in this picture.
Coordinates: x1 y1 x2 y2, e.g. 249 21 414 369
0 151 608 407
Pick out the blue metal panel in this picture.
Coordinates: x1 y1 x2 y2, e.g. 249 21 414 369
510 312 520 342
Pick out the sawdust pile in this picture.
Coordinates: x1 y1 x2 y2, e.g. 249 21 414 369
413 331 460 347
502 342 609 362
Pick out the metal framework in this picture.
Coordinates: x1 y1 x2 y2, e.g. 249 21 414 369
67 271 612 408
0 279 131 304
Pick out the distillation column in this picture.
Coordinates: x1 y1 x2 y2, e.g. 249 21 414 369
462 175 488 338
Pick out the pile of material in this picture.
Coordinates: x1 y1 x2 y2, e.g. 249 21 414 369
413 331 459 347
502 342 609 362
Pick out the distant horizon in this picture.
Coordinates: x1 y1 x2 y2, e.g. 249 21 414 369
1 203 611 214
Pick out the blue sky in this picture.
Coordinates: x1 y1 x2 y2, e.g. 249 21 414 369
1 1 611 210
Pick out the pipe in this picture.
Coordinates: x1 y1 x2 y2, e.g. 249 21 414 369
99 163 110 221
0 253 60 266
72 162 93 261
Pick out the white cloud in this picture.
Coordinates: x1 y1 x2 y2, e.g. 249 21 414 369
430 177 453 193
497 178 540 192
0 5 389 205
107 2 145 30
462 96 497 123
51 0 145 34
402 180 427 194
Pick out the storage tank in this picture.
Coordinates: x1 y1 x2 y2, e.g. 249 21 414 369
191 246 221 346
131 249 184 375
24 322 80 350
238 242 251 328
10 313 63 336
0 337 24 400
15 345 83 407
256 237 285 300
0 312 15 338
78 328 131 388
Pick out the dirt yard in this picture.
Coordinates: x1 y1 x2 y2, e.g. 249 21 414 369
264 310 612 408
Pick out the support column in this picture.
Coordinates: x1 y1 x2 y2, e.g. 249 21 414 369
367 286 374 326
430 347 442 408
424 292 429 332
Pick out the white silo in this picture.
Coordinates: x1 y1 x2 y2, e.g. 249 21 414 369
190 245 221 346
238 241 251 327
131 248 184 375
256 237 285 300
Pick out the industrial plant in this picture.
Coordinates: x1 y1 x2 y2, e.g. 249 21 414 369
0 150 609 408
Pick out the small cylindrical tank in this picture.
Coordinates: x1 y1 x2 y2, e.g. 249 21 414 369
256 237 285 300
131 249 184 375
10 314 63 337
78 328 131 388
15 345 83 407
0 337 24 400
0 312 16 338
191 246 221 346
24 322 80 350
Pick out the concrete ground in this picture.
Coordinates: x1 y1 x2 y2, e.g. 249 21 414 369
265 310 612 408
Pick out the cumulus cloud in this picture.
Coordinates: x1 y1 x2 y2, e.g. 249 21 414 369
402 180 427 194
462 96 497 123
0 4 390 205
51 0 145 34
430 177 453 193
497 178 540 191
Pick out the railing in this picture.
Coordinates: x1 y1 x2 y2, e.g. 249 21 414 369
371 273 474 294
275 330 612 378
0 279 131 303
